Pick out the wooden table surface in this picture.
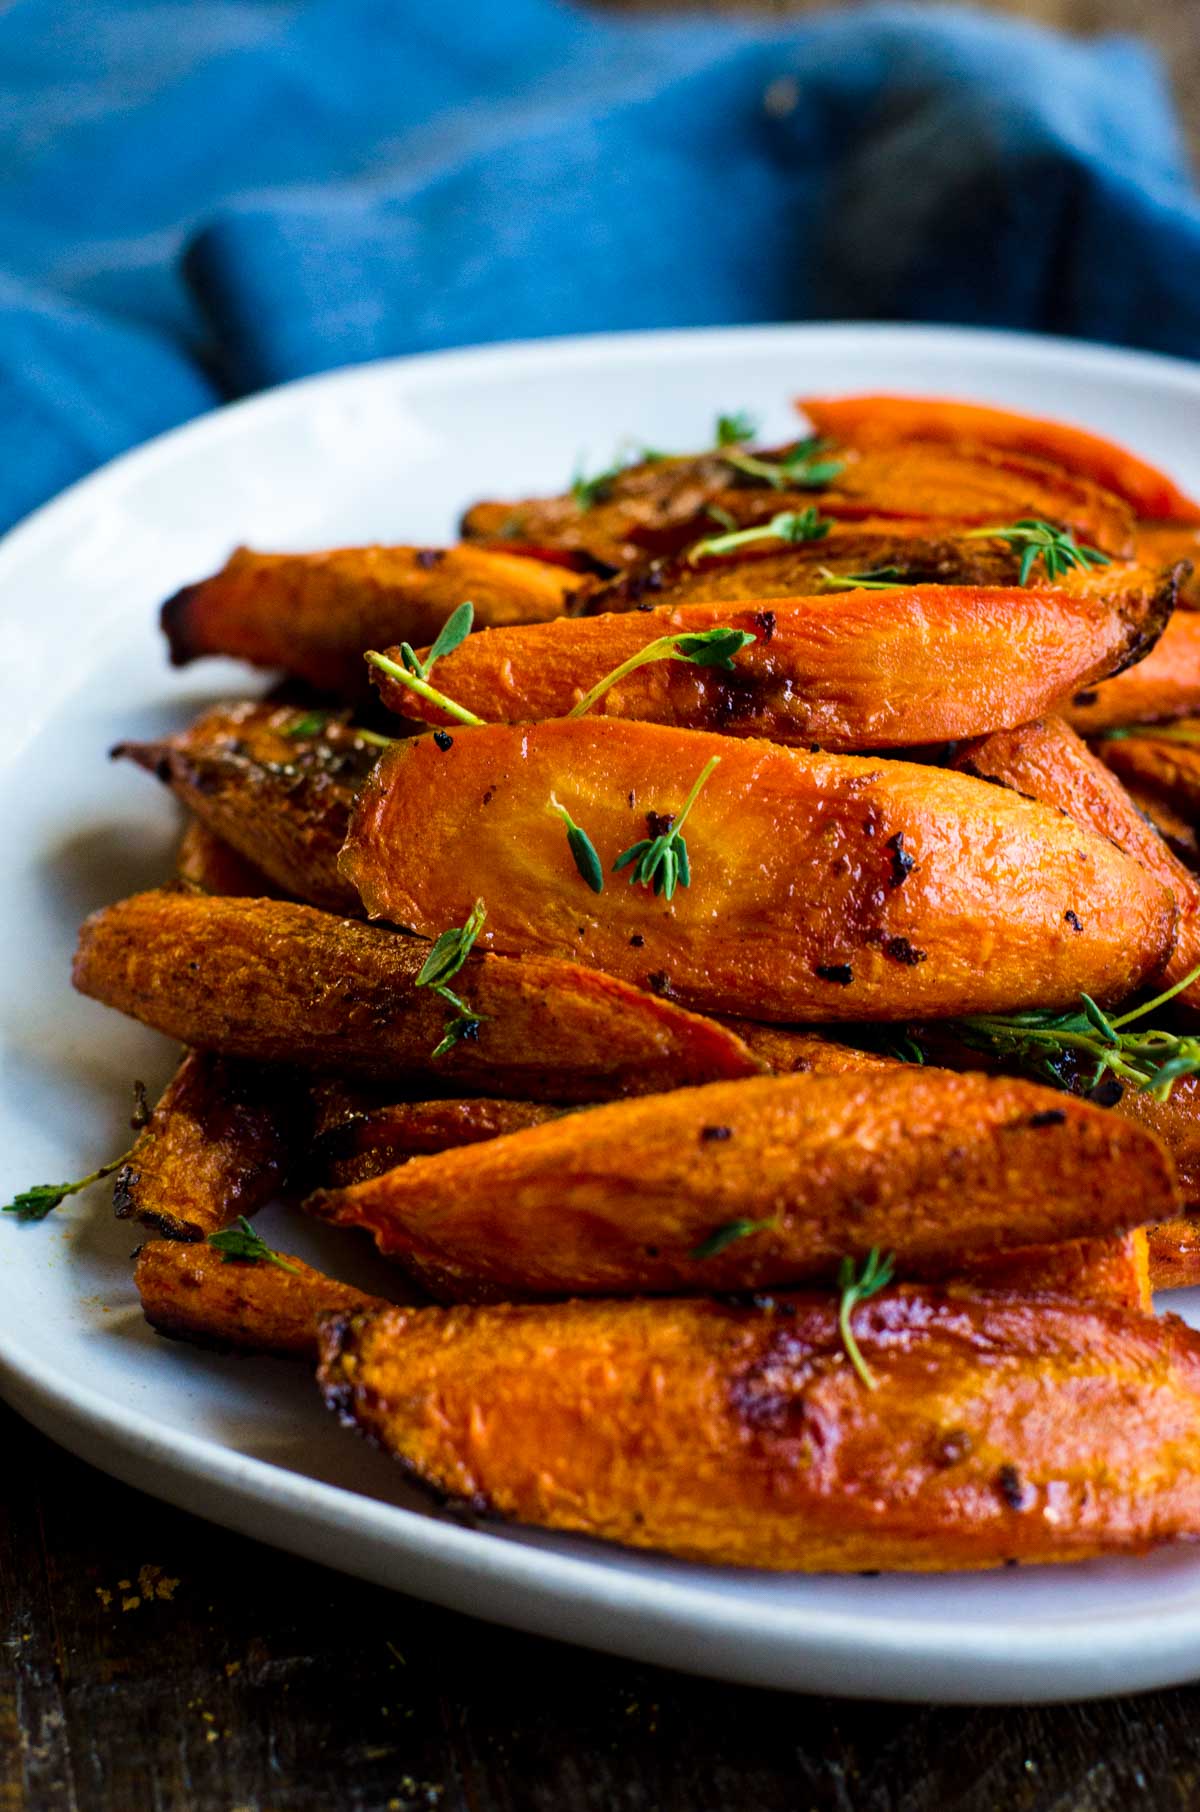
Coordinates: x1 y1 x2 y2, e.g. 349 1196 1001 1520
6 3 1200 1806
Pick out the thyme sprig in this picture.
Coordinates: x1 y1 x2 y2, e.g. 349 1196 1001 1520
567 625 756 718
690 1217 776 1261
953 960 1200 1102
395 599 475 683
280 708 395 749
722 436 844 492
548 794 604 893
613 755 720 901
416 899 489 1057
365 649 485 728
3 1151 132 1222
837 1248 895 1391
715 411 759 448
687 507 831 564
817 565 907 592
207 1217 302 1275
964 519 1111 585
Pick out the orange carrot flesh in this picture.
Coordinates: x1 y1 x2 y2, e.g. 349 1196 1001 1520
1064 614 1200 732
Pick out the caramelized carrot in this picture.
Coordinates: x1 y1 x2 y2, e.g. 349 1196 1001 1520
1064 613 1200 731
309 1087 565 1189
175 818 279 898
306 1070 1174 1301
135 1239 391 1357
798 396 1200 523
1098 723 1200 820
318 1290 1200 1570
960 1231 1151 1311
342 719 1176 1024
1148 1217 1200 1290
161 544 582 696
378 579 1173 751
1139 522 1200 604
72 891 765 1102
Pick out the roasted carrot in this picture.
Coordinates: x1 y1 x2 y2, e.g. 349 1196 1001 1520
161 544 582 697
959 1231 1151 1311
797 396 1200 523
135 1239 391 1357
1109 779 1200 870
309 1088 566 1189
1148 1217 1200 1290
306 1070 1175 1301
112 1050 300 1241
378 577 1174 751
318 1290 1200 1570
117 702 379 914
952 715 1200 1000
176 817 279 898
342 719 1176 1024
1098 723 1200 821
1139 522 1200 605
1064 613 1200 731
72 891 765 1102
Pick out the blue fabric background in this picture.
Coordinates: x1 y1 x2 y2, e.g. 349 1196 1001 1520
1 0 1198 532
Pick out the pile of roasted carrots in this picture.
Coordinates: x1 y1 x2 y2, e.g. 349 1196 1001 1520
28 391 1200 1574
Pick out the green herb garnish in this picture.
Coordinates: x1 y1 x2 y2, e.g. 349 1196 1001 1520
964 519 1112 585
416 899 489 1057
396 600 475 683
687 507 831 565
817 565 907 592
722 436 844 492
613 754 720 902
283 710 333 738
365 649 485 728
571 444 666 510
548 795 604 893
948 960 1200 1102
715 412 759 448
3 1151 132 1222
207 1216 302 1274
1100 722 1200 745
690 1217 776 1260
568 625 756 718
837 1248 895 1391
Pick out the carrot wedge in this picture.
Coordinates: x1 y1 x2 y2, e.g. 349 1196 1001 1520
309 1087 565 1189
161 544 582 697
305 1071 1175 1301
1148 1217 1200 1290
72 891 765 1102
1064 613 1200 732
960 1231 1151 1311
318 1290 1200 1570
1098 723 1200 822
341 719 1176 1024
798 395 1200 523
952 715 1200 1001
376 579 1174 751
176 817 279 898
116 702 379 915
135 1240 391 1357
112 1050 301 1241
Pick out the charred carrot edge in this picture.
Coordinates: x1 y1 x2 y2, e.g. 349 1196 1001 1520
1148 1216 1200 1291
1064 613 1200 733
317 1288 1200 1571
798 395 1200 523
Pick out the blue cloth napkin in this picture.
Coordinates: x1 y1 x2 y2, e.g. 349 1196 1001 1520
2 0 1198 533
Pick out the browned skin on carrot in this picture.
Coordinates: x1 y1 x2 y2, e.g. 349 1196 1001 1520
380 576 1175 753
160 544 582 697
463 442 1135 571
1098 723 1200 823
960 1231 1151 1312
1114 780 1200 870
112 1050 300 1242
135 1240 392 1358
72 891 765 1103
318 1289 1200 1571
1139 523 1200 605
952 715 1200 999
1148 1216 1200 1290
341 718 1176 1025
1064 613 1200 732
796 396 1200 523
305 1070 1176 1302
175 817 280 897
117 702 379 914
309 1088 567 1189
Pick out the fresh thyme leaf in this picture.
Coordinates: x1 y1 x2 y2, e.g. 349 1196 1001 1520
415 902 489 1056
3 1151 131 1222
394 599 475 685
207 1216 302 1274
817 566 907 592
690 1217 776 1261
715 411 759 448
723 436 844 492
613 755 720 901
837 1247 895 1390
365 649 486 728
548 795 604 893
430 1000 484 1058
1100 721 1200 745
964 518 1111 585
283 710 332 738
686 507 831 564
567 625 756 718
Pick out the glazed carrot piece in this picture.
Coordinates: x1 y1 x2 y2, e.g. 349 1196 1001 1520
379 577 1174 751
960 1231 1150 1311
306 1070 1174 1301
117 702 379 915
161 544 583 697
1148 1217 1200 1290
175 817 279 898
342 719 1175 1024
798 395 1200 523
1139 522 1200 606
1111 779 1200 869
112 1050 300 1242
1098 722 1200 820
952 716 1200 1000
72 891 765 1102
1064 613 1200 732
308 1086 566 1189
135 1240 393 1358
318 1290 1200 1571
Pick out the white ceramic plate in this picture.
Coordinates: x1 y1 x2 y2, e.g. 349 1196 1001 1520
3 323 1200 1706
